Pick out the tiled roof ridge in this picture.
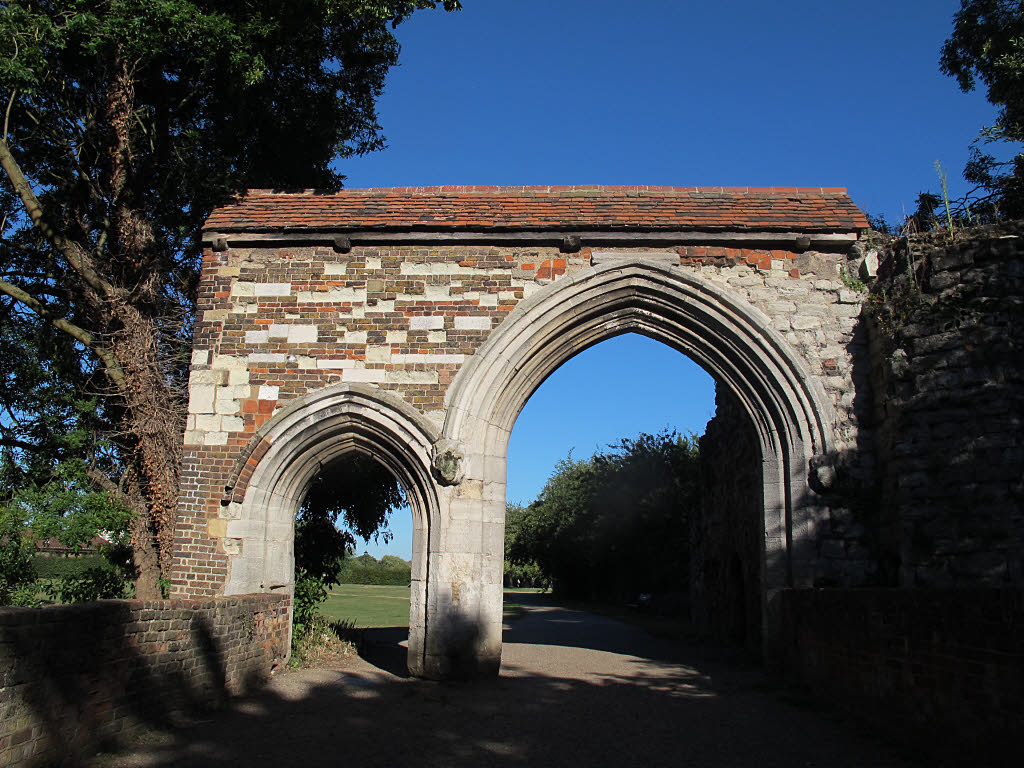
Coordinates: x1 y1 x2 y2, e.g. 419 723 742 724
241 185 851 196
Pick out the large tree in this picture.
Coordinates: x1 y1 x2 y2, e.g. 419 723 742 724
941 0 1024 217
0 0 459 597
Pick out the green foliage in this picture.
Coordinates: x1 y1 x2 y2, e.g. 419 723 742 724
0 508 38 606
44 565 134 603
0 0 461 591
940 0 1024 218
506 431 701 602
291 454 408 645
338 553 411 585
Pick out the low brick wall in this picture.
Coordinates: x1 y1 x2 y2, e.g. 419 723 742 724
0 593 289 767
780 588 1022 767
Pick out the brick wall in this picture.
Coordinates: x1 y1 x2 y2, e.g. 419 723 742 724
780 588 1023 767
0 594 289 767
174 240 868 597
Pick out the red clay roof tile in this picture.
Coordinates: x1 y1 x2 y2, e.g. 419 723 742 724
203 185 868 233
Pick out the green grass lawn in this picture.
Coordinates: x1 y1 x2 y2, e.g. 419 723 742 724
321 584 410 628
318 584 538 628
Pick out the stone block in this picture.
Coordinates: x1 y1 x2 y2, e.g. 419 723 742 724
258 385 279 401
245 330 268 345
454 316 492 330
253 283 291 297
287 325 317 344
188 385 216 414
409 316 444 330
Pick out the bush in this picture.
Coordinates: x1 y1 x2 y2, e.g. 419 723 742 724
32 553 108 579
44 566 134 603
337 554 411 585
0 513 38 607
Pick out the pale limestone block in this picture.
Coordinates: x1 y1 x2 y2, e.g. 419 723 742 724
297 356 317 369
245 330 269 345
371 300 395 314
766 301 797 315
231 282 255 297
268 323 289 338
188 385 216 414
186 415 196 430
409 316 444 330
227 369 250 386
391 353 465 364
221 415 245 432
288 325 318 344
344 368 386 383
838 289 862 304
386 330 408 343
772 316 792 332
366 346 391 363
296 286 363 303
204 309 228 323
365 257 382 269
258 385 279 401
425 285 450 300
323 263 348 275
204 431 228 446
428 331 447 343
747 288 774 301
195 414 221 432
316 358 355 369
191 349 209 366
215 396 240 415
183 430 205 446
498 291 517 301
386 370 439 385
461 291 481 302
351 304 366 319
520 282 543 298
223 538 243 556
345 330 368 344
248 353 287 364
254 282 291 297
189 368 227 387
478 293 498 307
454 316 492 330
212 354 247 371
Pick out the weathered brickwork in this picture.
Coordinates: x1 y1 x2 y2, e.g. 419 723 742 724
0 594 289 767
174 240 868 596
867 222 1024 587
176 186 871 675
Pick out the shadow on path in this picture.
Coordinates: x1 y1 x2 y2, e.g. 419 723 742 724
90 594 921 768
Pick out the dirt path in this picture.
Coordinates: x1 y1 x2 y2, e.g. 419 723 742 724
92 594 917 767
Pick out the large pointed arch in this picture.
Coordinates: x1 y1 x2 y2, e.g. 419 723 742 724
442 256 837 653
220 383 441 675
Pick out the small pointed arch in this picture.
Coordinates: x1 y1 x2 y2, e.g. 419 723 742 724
220 383 440 675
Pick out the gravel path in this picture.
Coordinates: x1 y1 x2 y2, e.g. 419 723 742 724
92 593 917 767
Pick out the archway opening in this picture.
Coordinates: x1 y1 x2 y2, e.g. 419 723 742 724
502 332 765 654
292 452 413 663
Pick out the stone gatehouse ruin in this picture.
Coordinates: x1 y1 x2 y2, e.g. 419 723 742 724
173 185 874 677
4 189 1021 766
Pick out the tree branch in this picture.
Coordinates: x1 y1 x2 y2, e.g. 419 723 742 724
0 137 115 300
0 277 126 385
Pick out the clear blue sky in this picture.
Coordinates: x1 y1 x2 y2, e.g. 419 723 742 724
339 0 1002 558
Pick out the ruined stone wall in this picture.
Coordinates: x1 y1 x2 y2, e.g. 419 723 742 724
0 594 289 767
867 222 1024 587
174 241 867 598
693 388 762 651
780 587 1022 767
